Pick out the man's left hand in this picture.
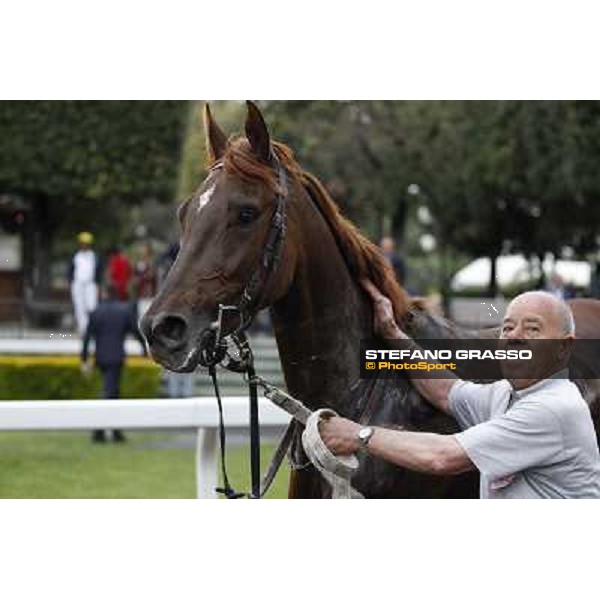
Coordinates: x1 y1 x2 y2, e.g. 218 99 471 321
319 416 362 455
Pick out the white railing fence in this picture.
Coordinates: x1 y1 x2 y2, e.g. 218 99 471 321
0 397 291 499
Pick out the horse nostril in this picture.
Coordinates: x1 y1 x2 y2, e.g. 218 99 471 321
152 314 189 349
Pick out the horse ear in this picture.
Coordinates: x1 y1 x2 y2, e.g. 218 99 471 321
245 100 272 162
203 103 228 162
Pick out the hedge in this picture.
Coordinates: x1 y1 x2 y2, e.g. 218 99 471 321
0 356 161 400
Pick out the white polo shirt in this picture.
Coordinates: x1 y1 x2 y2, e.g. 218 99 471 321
449 373 600 498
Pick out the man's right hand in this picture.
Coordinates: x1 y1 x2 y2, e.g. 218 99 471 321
361 279 456 414
360 279 405 339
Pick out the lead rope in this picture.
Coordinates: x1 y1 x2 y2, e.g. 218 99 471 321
253 377 364 499
210 352 363 499
247 362 261 499
302 409 364 499
209 364 245 499
207 330 263 499
230 332 262 499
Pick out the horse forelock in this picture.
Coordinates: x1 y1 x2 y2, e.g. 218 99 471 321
214 138 302 193
214 136 412 320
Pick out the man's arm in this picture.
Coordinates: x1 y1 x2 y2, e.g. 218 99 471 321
370 427 473 475
387 329 457 414
320 417 474 475
361 279 457 414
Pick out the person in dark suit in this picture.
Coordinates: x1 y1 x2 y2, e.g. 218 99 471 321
379 236 407 286
81 284 147 443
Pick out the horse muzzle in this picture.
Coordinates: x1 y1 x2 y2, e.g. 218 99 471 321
140 311 215 372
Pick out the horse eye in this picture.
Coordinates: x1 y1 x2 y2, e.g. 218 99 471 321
238 206 260 225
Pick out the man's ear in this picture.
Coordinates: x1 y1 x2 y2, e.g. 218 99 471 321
245 100 272 162
558 336 575 362
203 103 228 162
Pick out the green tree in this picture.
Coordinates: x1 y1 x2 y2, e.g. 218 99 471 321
177 101 600 298
0 101 188 290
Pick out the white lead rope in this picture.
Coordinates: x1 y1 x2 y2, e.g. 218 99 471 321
301 409 364 499
258 381 364 499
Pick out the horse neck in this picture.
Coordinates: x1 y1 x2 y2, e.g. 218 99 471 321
270 204 372 414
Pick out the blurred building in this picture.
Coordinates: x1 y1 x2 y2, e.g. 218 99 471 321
451 254 591 293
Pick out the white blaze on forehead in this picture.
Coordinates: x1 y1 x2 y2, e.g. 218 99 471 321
197 184 216 214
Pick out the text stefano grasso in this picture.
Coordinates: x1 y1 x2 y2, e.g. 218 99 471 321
364 349 533 361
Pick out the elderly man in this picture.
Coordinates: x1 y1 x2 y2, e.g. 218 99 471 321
321 282 600 498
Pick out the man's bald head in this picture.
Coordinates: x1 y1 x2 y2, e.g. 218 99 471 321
503 291 575 338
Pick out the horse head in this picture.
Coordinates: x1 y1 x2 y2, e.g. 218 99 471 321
141 102 298 371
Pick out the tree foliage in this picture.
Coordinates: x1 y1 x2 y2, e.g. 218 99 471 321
177 101 600 296
263 101 600 291
0 101 188 202
0 101 188 289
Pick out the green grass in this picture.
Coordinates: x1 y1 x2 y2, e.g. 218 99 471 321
0 431 290 499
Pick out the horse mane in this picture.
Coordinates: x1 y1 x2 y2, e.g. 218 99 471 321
218 137 413 321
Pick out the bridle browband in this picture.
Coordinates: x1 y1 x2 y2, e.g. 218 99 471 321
197 149 289 499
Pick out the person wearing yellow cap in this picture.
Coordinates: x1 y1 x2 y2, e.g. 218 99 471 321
77 231 94 245
69 231 101 334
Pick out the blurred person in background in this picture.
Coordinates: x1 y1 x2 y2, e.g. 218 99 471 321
81 284 147 443
380 236 407 286
546 273 571 300
106 245 132 301
133 242 157 318
69 231 102 335
166 370 194 398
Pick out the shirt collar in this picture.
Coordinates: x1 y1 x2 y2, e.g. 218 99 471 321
511 368 569 399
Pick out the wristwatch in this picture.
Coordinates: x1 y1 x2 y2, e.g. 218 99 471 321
357 426 375 449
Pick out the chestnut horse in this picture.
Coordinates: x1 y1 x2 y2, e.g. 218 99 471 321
141 101 600 498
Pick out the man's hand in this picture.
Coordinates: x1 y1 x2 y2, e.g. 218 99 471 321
319 416 362 455
361 278 456 415
360 279 405 339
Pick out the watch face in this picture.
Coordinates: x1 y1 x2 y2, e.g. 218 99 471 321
359 427 373 442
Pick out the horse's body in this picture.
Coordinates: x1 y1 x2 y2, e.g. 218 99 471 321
142 102 600 498
266 196 480 498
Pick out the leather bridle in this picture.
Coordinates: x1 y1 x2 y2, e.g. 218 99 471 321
202 152 287 350
196 151 289 499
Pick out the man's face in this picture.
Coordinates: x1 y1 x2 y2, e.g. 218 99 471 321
501 294 563 340
380 238 394 254
499 294 572 387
